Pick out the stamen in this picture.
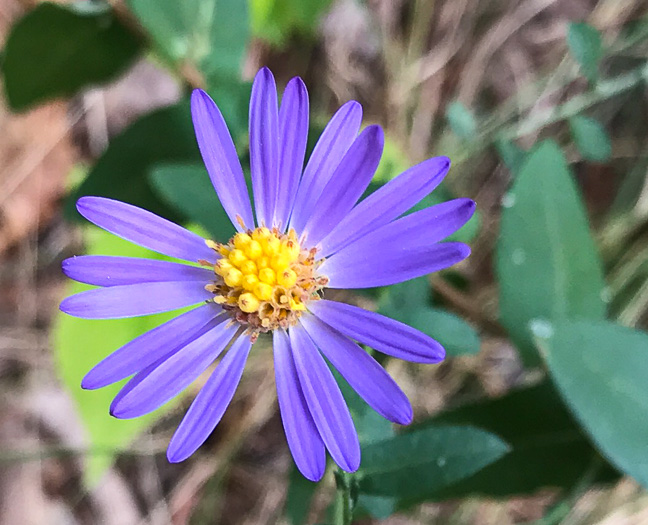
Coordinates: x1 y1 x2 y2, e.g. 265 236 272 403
205 226 326 333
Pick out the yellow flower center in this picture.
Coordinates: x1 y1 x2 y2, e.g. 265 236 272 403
204 227 328 335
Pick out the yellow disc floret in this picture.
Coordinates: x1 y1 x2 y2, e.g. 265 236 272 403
205 227 328 334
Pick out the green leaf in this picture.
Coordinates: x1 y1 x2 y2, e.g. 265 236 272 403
66 100 196 221
425 380 619 499
2 2 140 111
52 227 184 483
536 319 648 488
567 22 603 82
250 0 333 46
372 135 409 184
285 465 318 525
378 276 431 318
127 0 248 83
408 308 480 356
446 101 477 140
495 139 527 175
66 83 250 222
359 426 510 502
496 140 606 365
569 115 612 162
150 164 236 243
378 277 480 357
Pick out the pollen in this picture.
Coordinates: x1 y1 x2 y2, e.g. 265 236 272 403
205 227 328 333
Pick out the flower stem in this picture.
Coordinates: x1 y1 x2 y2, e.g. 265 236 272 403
334 469 355 525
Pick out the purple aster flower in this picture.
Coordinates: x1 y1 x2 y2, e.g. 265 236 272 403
60 67 475 482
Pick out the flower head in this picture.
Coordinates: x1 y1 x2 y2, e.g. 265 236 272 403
60 67 475 481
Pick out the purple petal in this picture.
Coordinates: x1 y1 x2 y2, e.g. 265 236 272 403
111 317 238 419
76 197 216 263
289 101 362 233
337 198 475 252
300 314 413 425
273 77 309 231
59 281 213 319
302 126 384 246
273 330 326 481
319 198 475 288
307 300 445 363
322 241 470 289
191 89 255 231
110 355 167 415
62 255 213 287
82 304 222 389
289 323 360 472
249 67 280 227
167 334 252 462
319 157 451 256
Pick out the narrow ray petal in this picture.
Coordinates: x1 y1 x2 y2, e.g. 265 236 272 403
273 330 326 481
302 125 384 246
289 324 360 472
308 300 445 363
62 256 213 287
110 358 163 416
319 199 475 288
59 281 213 319
250 67 280 227
167 335 252 462
191 89 255 230
319 157 451 256
322 242 470 289
300 314 412 424
336 198 475 254
289 101 362 233
82 304 223 389
111 318 238 419
76 197 216 263
274 77 309 230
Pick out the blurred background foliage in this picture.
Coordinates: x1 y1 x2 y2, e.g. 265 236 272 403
1 0 648 523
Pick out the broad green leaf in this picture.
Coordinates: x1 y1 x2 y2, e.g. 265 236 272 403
353 495 395 520
496 140 605 365
378 276 431 318
408 308 480 356
150 164 236 243
66 100 196 221
535 319 648 488
250 0 333 46
66 83 250 222
2 2 140 110
569 115 612 162
359 426 510 502
424 381 618 499
127 0 248 82
372 136 409 184
446 101 477 140
285 465 318 525
495 139 527 175
567 22 603 82
610 157 648 216
379 278 480 357
52 227 184 483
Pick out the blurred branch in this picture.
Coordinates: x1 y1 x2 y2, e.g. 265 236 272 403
501 61 648 141
450 60 648 165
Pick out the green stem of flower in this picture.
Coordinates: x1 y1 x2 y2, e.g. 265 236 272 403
334 470 354 525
